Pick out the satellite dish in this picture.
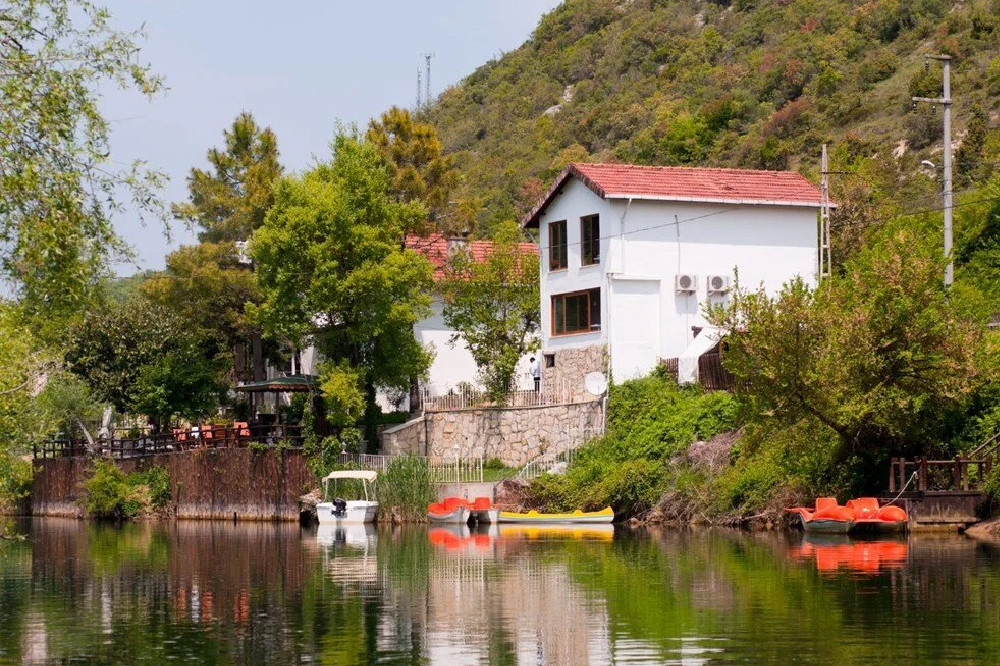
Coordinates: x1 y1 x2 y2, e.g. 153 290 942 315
585 372 608 396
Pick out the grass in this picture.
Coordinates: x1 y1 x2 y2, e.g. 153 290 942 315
376 455 435 524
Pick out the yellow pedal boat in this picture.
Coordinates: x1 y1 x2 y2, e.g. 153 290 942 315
497 507 614 524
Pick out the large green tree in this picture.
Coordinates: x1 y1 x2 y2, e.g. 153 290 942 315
141 242 261 381
0 0 164 323
156 113 283 380
441 221 540 402
249 134 433 449
710 225 988 490
65 296 225 430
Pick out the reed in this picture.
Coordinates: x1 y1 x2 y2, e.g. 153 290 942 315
377 455 435 523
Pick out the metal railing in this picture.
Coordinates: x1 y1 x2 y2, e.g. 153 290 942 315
35 424 306 460
417 379 573 413
336 452 485 484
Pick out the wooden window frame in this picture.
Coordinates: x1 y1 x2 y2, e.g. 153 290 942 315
548 220 568 271
551 287 601 336
581 214 600 266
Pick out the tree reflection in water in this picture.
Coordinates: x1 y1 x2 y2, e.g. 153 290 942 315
1 519 1000 664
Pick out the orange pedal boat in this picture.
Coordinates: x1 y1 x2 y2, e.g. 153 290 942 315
787 496 907 534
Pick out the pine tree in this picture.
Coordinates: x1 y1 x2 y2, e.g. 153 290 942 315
173 112 282 242
366 107 457 232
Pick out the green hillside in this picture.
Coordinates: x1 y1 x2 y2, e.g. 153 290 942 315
424 0 1000 230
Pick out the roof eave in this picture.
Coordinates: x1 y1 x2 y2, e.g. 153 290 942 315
603 193 834 208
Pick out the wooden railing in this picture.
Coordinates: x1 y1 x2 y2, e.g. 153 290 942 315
889 456 992 494
35 424 305 460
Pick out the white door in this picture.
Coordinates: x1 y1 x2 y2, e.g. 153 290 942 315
609 279 661 382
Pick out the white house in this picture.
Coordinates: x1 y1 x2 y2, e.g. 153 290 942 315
522 162 826 392
402 234 540 403
287 234 539 413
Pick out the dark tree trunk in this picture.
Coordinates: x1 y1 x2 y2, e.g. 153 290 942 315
251 333 265 382
364 380 379 454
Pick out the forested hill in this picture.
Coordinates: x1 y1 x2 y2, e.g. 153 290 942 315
423 0 1000 230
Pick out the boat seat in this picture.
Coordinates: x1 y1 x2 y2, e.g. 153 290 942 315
815 497 839 512
848 497 880 518
443 497 467 512
472 497 492 511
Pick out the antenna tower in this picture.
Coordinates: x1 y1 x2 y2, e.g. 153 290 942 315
416 69 422 109
819 143 831 282
423 52 435 107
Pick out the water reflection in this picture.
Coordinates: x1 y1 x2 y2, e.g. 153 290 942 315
2 519 1000 664
788 535 908 574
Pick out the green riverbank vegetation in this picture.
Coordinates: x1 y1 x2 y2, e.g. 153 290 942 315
83 461 172 520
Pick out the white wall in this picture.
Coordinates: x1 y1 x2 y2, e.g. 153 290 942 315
537 177 819 382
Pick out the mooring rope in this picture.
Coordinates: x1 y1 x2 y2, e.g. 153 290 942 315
885 471 918 506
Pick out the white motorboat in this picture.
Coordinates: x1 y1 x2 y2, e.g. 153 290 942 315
317 470 378 524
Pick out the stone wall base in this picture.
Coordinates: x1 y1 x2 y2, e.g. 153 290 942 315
380 401 603 467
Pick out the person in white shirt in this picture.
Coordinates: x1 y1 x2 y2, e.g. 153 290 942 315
529 356 541 392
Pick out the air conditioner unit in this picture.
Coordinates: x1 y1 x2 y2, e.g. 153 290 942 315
706 274 730 295
675 273 697 294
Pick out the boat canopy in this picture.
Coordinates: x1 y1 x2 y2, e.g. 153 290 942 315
324 470 377 482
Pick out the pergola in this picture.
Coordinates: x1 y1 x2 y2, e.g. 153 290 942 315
233 375 318 426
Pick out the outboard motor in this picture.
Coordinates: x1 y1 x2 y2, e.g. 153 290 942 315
332 498 347 518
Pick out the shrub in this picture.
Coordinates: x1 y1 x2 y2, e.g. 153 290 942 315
0 454 32 513
377 455 435 523
84 461 143 520
83 461 172 519
130 466 172 508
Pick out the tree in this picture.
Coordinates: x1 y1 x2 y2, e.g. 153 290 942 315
366 107 457 232
164 113 283 379
64 296 224 429
172 112 282 243
710 226 986 490
249 134 434 449
0 0 164 323
441 221 540 402
141 242 261 381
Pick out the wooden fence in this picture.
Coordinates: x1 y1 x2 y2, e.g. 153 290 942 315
660 353 735 390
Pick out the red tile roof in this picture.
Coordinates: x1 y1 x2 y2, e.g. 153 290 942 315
522 162 827 228
405 233 538 280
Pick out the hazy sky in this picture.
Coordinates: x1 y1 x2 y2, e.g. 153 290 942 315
103 1 561 274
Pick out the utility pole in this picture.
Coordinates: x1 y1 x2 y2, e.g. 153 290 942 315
912 54 953 287
423 52 435 108
819 143 831 282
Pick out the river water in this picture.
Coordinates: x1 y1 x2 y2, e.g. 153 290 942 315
1 519 999 665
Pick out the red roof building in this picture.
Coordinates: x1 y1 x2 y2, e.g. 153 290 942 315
523 162 827 228
405 233 538 280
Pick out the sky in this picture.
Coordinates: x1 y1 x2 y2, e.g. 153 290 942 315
102 1 562 274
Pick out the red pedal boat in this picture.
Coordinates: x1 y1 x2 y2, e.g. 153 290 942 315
786 497 854 534
846 497 908 533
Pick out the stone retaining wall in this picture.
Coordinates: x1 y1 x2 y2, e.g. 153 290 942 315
542 345 607 403
382 400 603 467
382 417 426 456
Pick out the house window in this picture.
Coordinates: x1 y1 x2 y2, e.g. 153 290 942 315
548 220 568 271
581 214 600 266
552 288 601 335
544 353 555 369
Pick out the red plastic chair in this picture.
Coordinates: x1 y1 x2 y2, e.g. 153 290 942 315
815 497 839 512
